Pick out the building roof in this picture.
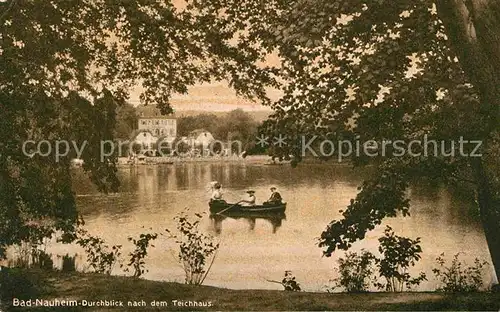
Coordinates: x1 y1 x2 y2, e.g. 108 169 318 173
138 116 176 120
136 105 176 119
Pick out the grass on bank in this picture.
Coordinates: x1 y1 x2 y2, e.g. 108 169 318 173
1 269 500 311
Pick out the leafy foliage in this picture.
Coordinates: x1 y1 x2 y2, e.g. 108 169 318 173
177 114 221 137
115 103 138 139
432 253 489 292
215 109 259 144
327 228 426 293
75 229 122 275
328 250 377 293
168 209 220 285
375 226 426 292
320 167 411 254
177 109 259 146
126 230 159 278
2 0 499 281
0 0 277 257
204 0 500 278
252 0 493 257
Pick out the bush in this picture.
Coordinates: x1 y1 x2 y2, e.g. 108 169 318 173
126 229 158 278
375 226 427 292
326 227 426 293
328 250 377 293
432 252 488 292
168 209 220 285
76 229 122 275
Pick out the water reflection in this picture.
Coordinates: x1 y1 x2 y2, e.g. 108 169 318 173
210 213 286 234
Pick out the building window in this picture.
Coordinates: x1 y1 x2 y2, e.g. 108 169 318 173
141 120 146 125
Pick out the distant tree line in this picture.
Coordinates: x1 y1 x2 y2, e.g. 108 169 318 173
176 109 259 144
114 103 139 140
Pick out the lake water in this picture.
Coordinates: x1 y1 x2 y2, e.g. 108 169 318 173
55 161 494 291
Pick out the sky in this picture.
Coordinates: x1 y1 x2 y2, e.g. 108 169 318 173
128 82 278 112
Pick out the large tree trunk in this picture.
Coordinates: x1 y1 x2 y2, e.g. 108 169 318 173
436 0 500 283
435 0 500 109
471 158 500 284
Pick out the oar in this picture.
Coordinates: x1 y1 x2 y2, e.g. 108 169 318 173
216 201 243 215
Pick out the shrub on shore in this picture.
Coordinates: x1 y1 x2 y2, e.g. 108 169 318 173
326 227 426 293
432 252 489 292
167 209 220 285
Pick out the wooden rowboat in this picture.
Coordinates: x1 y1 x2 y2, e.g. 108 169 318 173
209 200 286 214
210 210 286 220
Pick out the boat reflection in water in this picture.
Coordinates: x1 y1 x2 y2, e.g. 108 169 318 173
210 212 286 234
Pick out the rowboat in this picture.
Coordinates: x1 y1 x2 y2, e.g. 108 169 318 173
210 210 286 220
209 200 286 214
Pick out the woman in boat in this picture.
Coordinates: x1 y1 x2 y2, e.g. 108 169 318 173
211 183 225 203
240 190 256 206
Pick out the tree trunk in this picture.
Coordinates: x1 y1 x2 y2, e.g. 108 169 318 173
471 158 500 283
436 0 500 283
435 0 500 119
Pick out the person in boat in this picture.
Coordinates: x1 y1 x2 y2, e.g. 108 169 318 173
211 183 225 203
240 190 256 206
264 186 282 205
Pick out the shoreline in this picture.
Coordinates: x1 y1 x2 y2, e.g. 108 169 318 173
114 155 357 166
116 155 268 165
2 269 499 311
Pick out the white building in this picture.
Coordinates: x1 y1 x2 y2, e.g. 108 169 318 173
188 129 215 147
132 130 157 150
138 116 177 138
132 106 178 153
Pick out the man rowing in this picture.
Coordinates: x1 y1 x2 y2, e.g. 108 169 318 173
264 186 283 205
